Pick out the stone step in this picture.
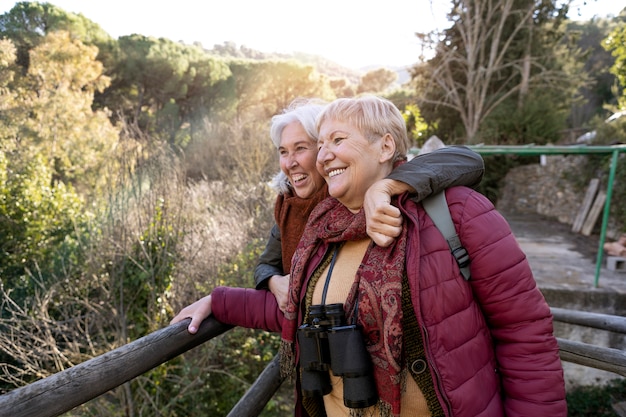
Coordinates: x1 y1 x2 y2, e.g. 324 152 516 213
606 256 626 272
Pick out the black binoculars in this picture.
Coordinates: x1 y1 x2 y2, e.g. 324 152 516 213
297 303 378 409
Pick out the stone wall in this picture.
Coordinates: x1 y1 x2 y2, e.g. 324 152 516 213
497 155 622 239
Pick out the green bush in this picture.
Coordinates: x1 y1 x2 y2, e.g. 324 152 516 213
0 151 91 302
567 378 626 417
478 92 568 146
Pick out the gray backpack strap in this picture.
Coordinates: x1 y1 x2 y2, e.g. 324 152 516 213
422 192 471 280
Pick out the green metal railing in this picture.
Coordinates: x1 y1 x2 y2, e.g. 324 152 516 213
465 144 626 287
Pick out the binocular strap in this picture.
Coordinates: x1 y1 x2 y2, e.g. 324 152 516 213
320 244 340 305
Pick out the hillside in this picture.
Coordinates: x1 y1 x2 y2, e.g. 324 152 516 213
207 41 411 87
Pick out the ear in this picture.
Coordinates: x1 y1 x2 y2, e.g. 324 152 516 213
379 133 396 163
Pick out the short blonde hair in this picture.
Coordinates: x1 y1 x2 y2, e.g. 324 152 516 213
316 95 409 162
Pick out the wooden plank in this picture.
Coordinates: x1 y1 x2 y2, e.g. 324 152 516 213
581 190 607 236
572 178 600 233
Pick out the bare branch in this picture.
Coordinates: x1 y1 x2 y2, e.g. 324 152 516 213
416 0 576 142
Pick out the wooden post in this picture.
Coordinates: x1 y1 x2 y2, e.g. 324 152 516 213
226 354 285 417
551 308 626 377
0 318 232 417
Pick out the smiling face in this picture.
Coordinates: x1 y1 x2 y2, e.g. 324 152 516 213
317 119 395 212
278 121 326 199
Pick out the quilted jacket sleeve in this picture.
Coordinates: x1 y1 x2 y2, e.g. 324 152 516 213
449 187 567 416
211 286 284 333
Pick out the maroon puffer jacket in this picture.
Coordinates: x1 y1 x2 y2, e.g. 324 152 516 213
400 186 566 416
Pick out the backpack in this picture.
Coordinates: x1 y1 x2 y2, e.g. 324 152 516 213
422 192 471 280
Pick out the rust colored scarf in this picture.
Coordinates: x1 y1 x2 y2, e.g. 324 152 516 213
280 194 416 417
274 183 329 273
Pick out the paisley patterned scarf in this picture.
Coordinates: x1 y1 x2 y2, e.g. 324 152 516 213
280 194 416 417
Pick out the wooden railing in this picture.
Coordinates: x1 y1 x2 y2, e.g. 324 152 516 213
0 308 624 417
551 307 626 376
0 319 233 417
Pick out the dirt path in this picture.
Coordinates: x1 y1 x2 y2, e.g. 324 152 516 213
502 210 626 294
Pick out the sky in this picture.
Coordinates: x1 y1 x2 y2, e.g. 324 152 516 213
0 0 624 70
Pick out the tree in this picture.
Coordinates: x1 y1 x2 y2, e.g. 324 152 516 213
603 16 626 108
0 1 115 70
18 30 118 190
257 60 335 117
329 77 356 97
412 0 583 143
357 67 398 93
0 32 118 296
566 16 622 126
109 35 232 146
219 58 335 121
0 39 20 143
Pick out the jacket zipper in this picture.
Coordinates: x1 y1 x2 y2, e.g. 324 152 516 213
421 323 453 416
405 200 455 416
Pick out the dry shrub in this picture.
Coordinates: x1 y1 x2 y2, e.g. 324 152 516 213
171 179 275 309
0 273 110 386
183 114 279 185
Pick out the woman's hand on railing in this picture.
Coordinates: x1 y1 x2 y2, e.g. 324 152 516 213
170 295 212 334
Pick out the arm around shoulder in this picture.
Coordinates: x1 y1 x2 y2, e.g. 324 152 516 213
387 146 484 201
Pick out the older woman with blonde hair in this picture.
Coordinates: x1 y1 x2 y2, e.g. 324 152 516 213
171 97 566 416
275 95 566 416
